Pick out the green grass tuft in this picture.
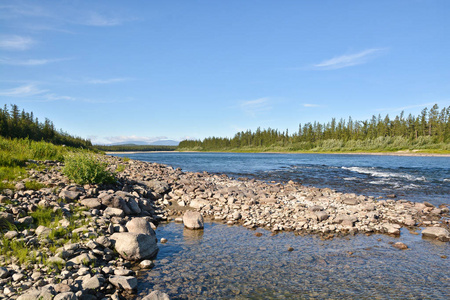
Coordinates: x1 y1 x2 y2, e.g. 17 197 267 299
63 153 116 184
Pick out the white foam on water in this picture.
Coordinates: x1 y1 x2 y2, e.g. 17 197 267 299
343 177 358 181
342 166 426 182
444 178 450 182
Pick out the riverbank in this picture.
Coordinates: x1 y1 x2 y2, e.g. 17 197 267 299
1 154 449 299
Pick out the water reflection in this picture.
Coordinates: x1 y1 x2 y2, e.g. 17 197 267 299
183 228 204 243
138 222 450 299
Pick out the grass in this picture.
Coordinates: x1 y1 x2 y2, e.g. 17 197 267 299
25 180 46 190
63 153 116 185
30 206 63 227
1 206 91 268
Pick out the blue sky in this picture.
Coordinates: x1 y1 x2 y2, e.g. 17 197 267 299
1 0 449 145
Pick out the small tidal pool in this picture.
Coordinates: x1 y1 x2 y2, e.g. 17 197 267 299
137 222 450 299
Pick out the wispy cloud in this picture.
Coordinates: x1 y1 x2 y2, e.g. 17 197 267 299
375 102 439 113
240 97 272 117
314 48 387 70
0 84 48 97
0 57 71 66
86 78 131 84
103 135 169 145
0 35 34 50
82 12 122 27
303 103 321 108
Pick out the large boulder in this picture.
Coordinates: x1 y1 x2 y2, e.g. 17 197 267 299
183 211 204 230
422 227 450 242
126 218 155 235
110 232 158 261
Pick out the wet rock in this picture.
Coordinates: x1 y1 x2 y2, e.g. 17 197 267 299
110 232 158 261
183 211 204 230
108 275 138 290
393 242 408 250
140 260 154 268
142 290 171 300
422 227 450 242
383 223 401 235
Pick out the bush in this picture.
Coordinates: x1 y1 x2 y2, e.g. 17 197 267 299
63 153 115 184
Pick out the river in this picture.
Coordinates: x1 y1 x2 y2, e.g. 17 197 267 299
108 152 450 299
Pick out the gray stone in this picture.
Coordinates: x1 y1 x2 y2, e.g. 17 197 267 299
232 211 242 220
80 198 102 209
4 230 19 239
142 290 171 300
110 232 158 261
183 211 204 230
108 275 138 290
126 218 154 235
67 253 96 265
343 198 359 205
383 223 401 235
59 190 81 201
140 260 154 268
104 207 124 217
144 180 170 194
126 198 141 214
315 211 329 221
54 292 77 300
35 225 52 237
0 267 10 279
422 227 450 242
82 274 105 290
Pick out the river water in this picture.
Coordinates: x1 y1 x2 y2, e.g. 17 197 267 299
112 152 450 206
109 152 450 299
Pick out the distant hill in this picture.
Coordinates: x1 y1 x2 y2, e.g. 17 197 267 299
109 140 179 146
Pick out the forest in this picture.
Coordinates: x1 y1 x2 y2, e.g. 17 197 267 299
178 104 450 152
0 104 92 149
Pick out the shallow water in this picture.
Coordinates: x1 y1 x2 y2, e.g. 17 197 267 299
138 222 450 299
112 152 450 206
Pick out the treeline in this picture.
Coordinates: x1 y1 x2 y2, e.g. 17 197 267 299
95 145 177 152
0 104 92 148
179 104 450 152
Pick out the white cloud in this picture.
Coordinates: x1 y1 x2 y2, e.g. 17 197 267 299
86 78 130 84
0 84 47 97
0 35 34 50
0 57 71 66
314 48 387 70
103 135 169 145
375 102 438 113
240 97 272 117
303 103 321 108
82 12 122 26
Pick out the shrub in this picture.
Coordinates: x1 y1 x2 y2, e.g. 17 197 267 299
63 153 115 184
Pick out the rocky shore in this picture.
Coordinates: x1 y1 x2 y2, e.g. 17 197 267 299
1 155 449 299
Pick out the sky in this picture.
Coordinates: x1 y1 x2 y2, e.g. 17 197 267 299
1 0 449 145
